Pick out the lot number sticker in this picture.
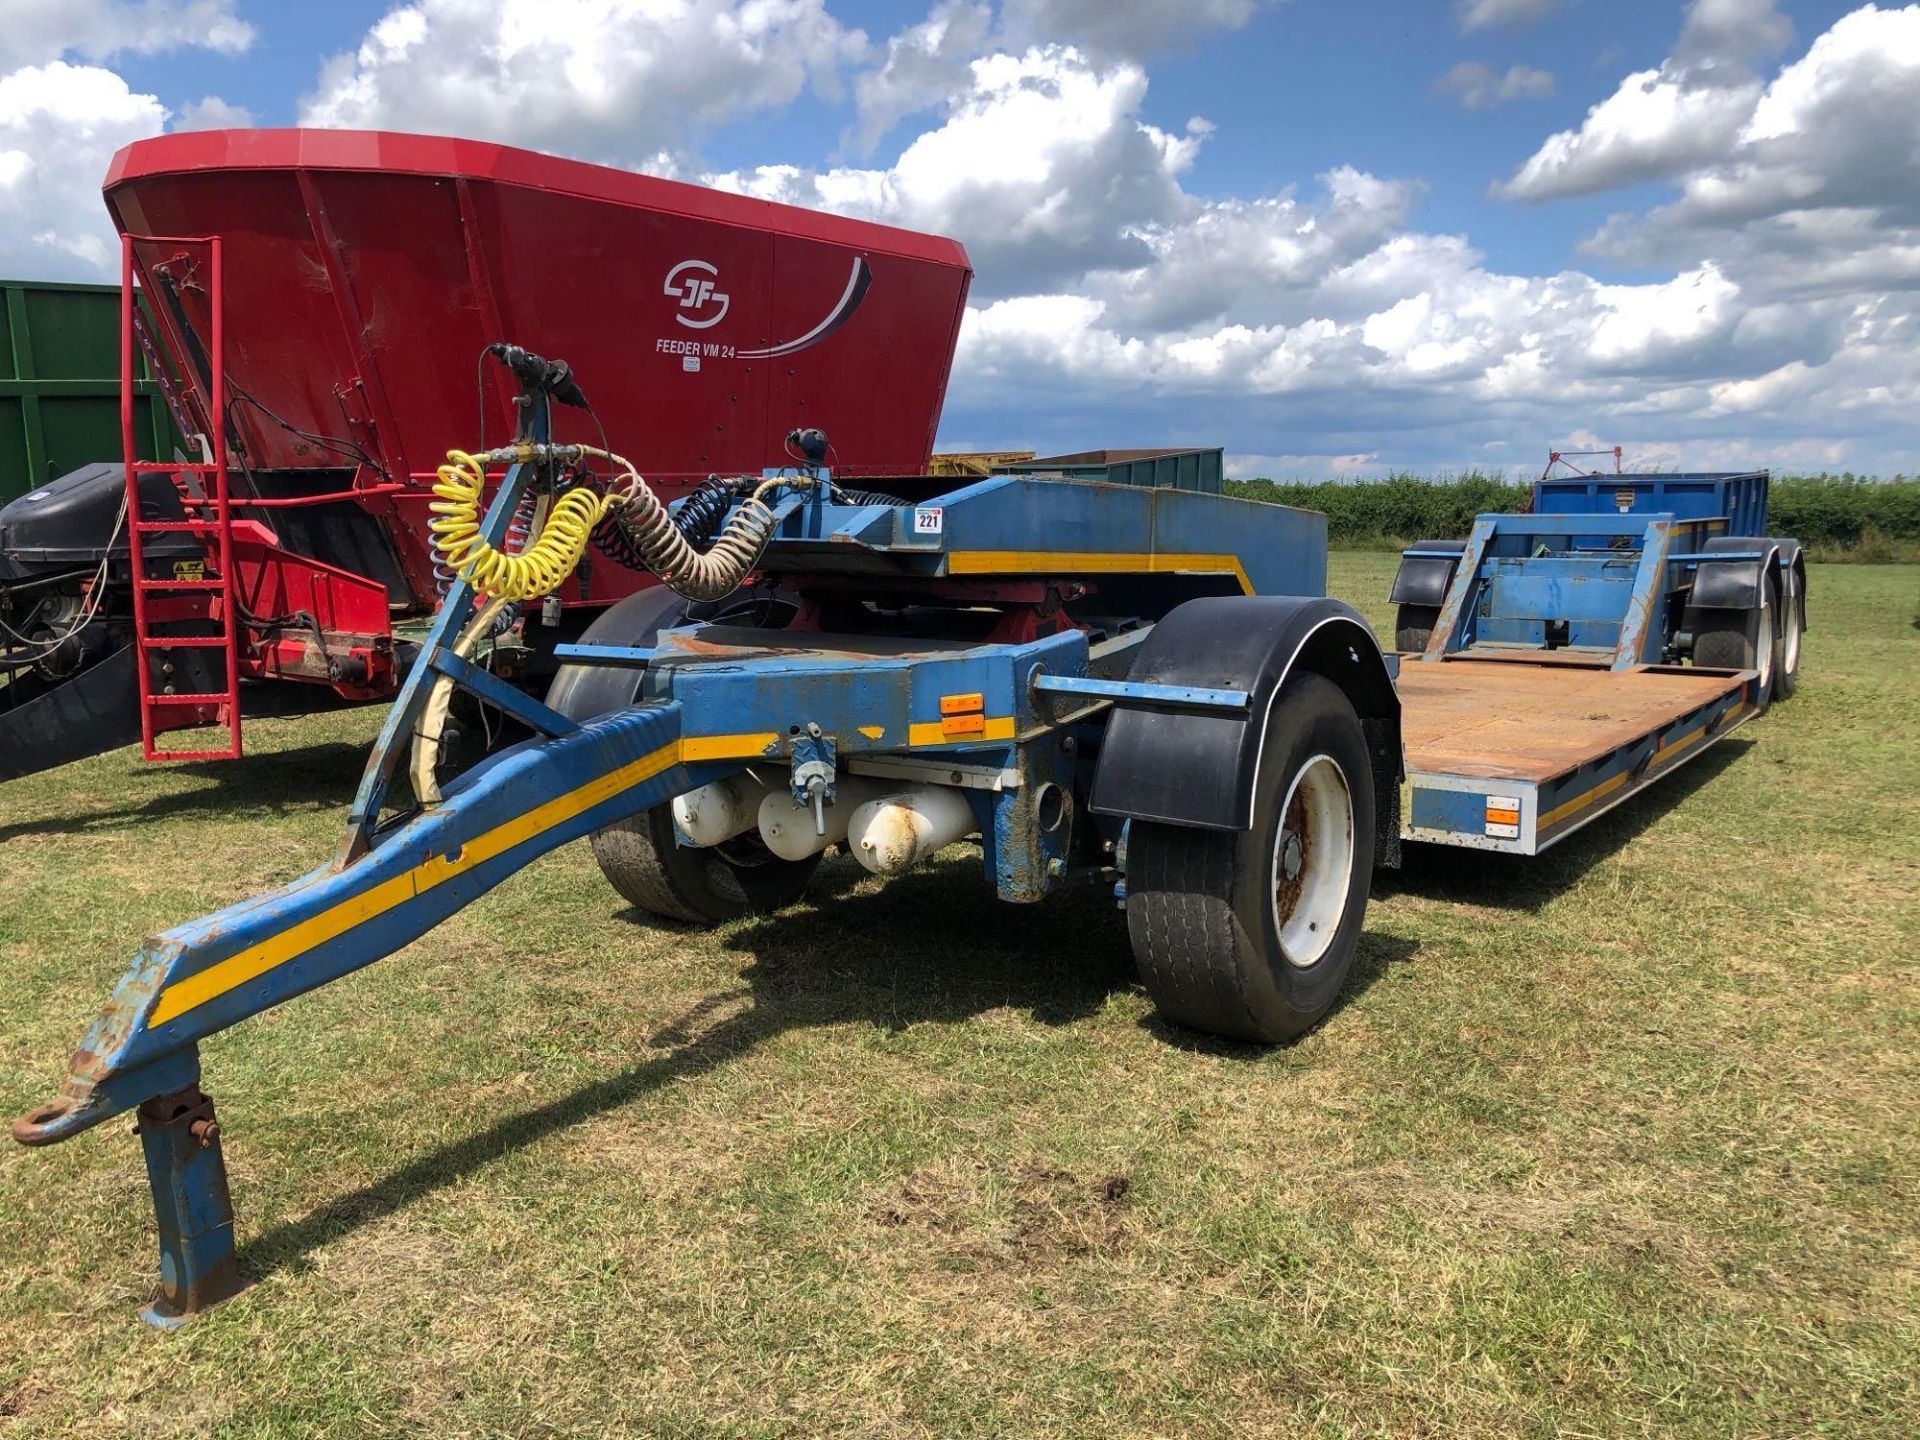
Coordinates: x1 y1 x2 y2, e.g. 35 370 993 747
914 507 944 535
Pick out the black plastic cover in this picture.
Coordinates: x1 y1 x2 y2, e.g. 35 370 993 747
1088 595 1400 832
0 463 197 580
1387 538 1466 608
1690 532 1781 611
0 643 143 779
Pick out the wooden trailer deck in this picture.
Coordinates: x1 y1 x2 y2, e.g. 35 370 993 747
1396 660 1747 783
1394 658 1756 853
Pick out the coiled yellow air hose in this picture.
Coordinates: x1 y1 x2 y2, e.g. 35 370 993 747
429 449 608 602
412 442 789 807
426 446 784 604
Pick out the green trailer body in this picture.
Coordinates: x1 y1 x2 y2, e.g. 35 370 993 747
993 447 1225 493
0 278 179 504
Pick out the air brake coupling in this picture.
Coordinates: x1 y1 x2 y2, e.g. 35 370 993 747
485 343 590 409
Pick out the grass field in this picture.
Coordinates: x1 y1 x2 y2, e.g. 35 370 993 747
2 556 1916 1438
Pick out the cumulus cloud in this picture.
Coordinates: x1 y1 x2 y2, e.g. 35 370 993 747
174 95 253 131
1500 66 1760 199
0 0 252 69
1000 0 1264 58
949 250 1762 430
1671 0 1795 67
299 0 867 158
779 50 1752 425
689 22 1914 471
0 1 260 279
711 46 1207 295
1434 61 1555 109
1097 168 1420 333
12 0 1914 472
1456 0 1558 34
849 0 991 152
1659 5 1920 228
0 61 167 276
847 0 1270 152
703 37 1752 409
1559 4 1920 311
1500 0 1794 200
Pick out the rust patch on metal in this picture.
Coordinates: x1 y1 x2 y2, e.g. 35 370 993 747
10 1102 72 1146
1275 781 1310 924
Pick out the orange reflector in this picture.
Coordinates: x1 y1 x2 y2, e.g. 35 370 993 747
940 692 985 716
941 712 986 736
1484 794 1522 836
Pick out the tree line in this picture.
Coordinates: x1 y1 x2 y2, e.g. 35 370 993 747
1223 472 1920 559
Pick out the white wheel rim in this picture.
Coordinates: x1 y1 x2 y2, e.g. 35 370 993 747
1756 596 1773 690
1270 754 1355 969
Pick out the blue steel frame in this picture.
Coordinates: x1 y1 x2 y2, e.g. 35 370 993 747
13 407 1330 1324
1422 511 1732 670
339 395 557 862
1532 470 1769 537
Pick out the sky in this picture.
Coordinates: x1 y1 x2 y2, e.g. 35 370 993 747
3 0 1917 478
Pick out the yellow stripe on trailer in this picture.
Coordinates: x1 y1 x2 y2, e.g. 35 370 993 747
150 738 685 1025
680 732 779 762
946 550 1254 596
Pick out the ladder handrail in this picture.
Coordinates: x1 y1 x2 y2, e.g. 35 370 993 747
121 232 242 760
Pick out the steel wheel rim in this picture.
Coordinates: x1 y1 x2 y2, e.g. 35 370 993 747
1270 753 1355 970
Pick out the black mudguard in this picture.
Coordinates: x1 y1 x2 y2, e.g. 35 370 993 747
1387 538 1466 609
1768 537 1808 633
1691 533 1784 611
1088 596 1402 849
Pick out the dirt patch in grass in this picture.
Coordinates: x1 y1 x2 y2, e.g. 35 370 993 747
868 1155 1140 1266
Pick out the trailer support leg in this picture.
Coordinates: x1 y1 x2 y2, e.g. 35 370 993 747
134 1081 240 1327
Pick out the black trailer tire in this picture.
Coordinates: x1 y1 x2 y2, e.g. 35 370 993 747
547 586 818 925
1125 672 1375 1043
590 806 820 925
1774 565 1803 700
1394 604 1439 653
1692 571 1778 714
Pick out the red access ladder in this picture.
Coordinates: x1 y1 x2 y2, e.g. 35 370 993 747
120 233 243 761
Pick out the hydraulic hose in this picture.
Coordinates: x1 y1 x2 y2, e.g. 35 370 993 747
428 446 783 606
414 442 789 805
588 461 782 604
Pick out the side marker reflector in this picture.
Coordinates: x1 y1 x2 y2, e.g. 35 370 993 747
1485 794 1521 839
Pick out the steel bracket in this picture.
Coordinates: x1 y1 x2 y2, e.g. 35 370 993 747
788 722 838 833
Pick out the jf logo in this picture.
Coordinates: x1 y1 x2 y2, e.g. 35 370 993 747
664 259 729 329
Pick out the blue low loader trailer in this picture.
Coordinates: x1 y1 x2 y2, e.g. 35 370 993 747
11 351 1804 1324
1387 469 1803 851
